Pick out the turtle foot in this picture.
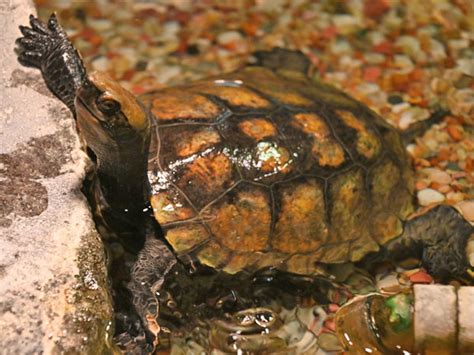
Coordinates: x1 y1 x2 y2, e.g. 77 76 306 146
420 206 473 281
16 14 87 114
16 14 66 69
388 205 473 282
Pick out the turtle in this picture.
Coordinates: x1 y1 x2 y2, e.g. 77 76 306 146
16 14 473 352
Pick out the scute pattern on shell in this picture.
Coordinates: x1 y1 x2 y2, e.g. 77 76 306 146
142 67 414 275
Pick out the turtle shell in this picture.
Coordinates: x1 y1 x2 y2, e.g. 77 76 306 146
140 67 415 276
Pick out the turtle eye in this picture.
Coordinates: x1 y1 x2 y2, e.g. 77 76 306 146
96 97 121 115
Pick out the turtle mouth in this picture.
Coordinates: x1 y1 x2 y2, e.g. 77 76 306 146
76 96 97 121
75 81 118 146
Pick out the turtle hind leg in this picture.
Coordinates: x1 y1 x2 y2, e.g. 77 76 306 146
386 205 473 281
252 48 311 75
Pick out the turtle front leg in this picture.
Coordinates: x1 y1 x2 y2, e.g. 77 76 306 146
16 14 87 115
386 205 473 281
126 225 177 352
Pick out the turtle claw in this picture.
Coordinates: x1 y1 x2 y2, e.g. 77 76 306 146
29 14 49 34
16 37 40 51
17 50 43 68
46 13 62 33
19 25 42 38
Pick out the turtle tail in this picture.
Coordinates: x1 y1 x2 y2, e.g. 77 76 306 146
16 14 87 116
252 48 311 75
400 108 450 145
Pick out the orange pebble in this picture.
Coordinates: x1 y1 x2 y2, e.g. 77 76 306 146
373 40 393 55
447 125 463 141
409 270 433 284
437 148 450 161
429 181 443 190
241 21 258 36
416 180 429 190
363 66 382 82
390 73 411 92
363 0 390 19
465 157 474 172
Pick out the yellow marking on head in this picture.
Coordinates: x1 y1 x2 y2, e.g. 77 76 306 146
88 71 147 130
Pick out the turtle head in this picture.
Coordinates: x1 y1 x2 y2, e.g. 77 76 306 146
75 71 149 150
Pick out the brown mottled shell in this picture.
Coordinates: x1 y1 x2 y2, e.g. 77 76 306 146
141 67 414 276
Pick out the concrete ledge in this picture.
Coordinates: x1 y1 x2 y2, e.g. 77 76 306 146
0 0 114 353
414 285 457 354
458 287 474 353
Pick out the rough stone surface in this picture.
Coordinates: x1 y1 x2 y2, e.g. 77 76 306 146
0 1 115 354
413 284 456 354
458 287 474 353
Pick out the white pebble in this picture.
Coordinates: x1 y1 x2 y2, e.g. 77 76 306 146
393 54 414 71
87 18 113 32
448 39 469 55
332 15 360 35
377 273 400 294
364 53 386 64
391 102 411 113
217 31 243 46
395 36 421 56
156 65 182 84
429 39 447 62
456 200 474 223
456 59 474 77
398 107 430 130
466 238 474 267
91 56 108 72
417 188 446 206
448 88 474 123
330 39 353 55
367 30 385 46
423 168 452 184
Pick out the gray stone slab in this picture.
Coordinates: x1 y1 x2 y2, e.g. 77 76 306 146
413 284 457 354
0 1 115 353
458 286 474 353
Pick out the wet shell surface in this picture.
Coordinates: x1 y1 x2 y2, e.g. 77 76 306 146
142 67 415 275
